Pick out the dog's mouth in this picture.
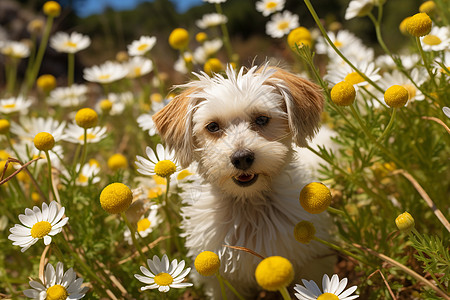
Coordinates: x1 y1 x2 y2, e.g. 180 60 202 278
232 174 258 187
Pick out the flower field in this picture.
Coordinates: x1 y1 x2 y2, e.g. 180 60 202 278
0 0 449 299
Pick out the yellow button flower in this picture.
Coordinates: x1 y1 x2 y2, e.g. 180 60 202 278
0 119 10 134
384 85 409 108
169 28 189 50
300 182 332 214
330 81 356 106
99 99 113 113
37 74 57 93
195 251 220 277
100 182 133 214
294 221 316 244
196 32 208 43
27 19 45 35
255 256 294 291
0 160 15 178
33 132 55 151
204 58 223 76
419 1 436 14
406 13 432 37
154 160 177 178
108 153 128 171
287 27 312 49
43 1 61 17
75 108 98 129
395 211 415 232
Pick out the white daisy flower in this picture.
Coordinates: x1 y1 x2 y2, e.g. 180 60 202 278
375 53 420 71
23 262 89 299
377 69 426 104
124 204 161 244
193 39 223 64
125 56 153 78
96 92 133 116
316 30 362 57
74 163 101 186
345 0 374 20
10 116 66 142
420 26 450 52
0 96 33 114
46 84 88 108
134 254 193 293
433 51 450 74
324 61 381 87
256 0 285 17
13 140 64 169
294 274 359 300
137 114 158 136
8 201 68 252
83 61 128 84
50 31 91 53
135 144 179 178
195 13 228 29
265 10 299 38
1 41 30 58
62 123 108 144
174 55 190 74
127 36 157 56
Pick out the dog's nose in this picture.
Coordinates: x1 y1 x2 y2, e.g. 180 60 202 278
230 149 255 170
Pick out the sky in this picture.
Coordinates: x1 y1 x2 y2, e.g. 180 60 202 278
74 0 204 18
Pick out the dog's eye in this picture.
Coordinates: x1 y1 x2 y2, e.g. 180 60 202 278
206 122 220 132
255 116 270 126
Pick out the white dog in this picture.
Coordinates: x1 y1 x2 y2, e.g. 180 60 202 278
153 64 335 298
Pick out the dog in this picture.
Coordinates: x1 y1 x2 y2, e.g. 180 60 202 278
153 64 335 298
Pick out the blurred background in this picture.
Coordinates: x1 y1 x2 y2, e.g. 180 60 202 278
1 0 423 86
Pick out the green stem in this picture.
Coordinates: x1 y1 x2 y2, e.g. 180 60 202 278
79 128 88 168
26 16 54 93
148 53 165 96
279 287 291 300
415 37 437 89
377 108 397 142
6 58 18 94
314 236 375 268
215 3 235 64
121 212 146 265
68 52 75 86
327 206 346 216
218 274 245 300
216 273 228 300
302 0 384 93
6 133 22 161
45 150 58 201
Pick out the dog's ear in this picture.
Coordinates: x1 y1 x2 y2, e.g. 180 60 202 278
152 88 197 168
268 68 324 147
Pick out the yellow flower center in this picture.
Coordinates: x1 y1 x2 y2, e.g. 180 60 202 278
154 272 174 286
3 103 16 109
153 175 167 185
30 221 52 238
151 93 163 103
384 85 409 108
277 21 290 31
0 119 11 134
78 133 97 141
134 67 142 76
89 159 100 167
100 99 113 112
177 169 193 180
266 1 277 9
108 154 128 171
255 256 294 291
299 182 332 214
402 84 416 100
46 284 68 300
344 72 365 85
395 211 415 232
154 160 177 178
137 218 151 232
195 251 220 277
34 132 55 151
64 41 78 48
137 43 149 51
422 34 441 45
98 74 111 80
330 81 356 106
406 12 432 37
168 28 189 50
43 1 61 17
333 40 343 48
317 293 339 300
99 182 133 214
75 108 98 129
78 174 88 183
294 221 316 244
148 186 163 198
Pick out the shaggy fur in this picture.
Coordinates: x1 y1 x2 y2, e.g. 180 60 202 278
153 64 335 298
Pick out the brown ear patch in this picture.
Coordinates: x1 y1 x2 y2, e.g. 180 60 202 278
268 67 324 146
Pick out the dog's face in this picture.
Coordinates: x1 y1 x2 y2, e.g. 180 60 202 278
153 65 324 197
